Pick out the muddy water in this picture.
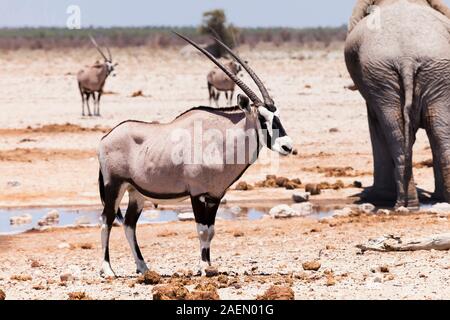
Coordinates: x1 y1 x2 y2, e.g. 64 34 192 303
0 205 339 235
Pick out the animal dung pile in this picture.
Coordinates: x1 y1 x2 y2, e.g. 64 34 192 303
302 260 321 271
254 175 302 190
9 214 32 225
152 284 191 300
204 266 219 277
256 285 295 300
305 183 321 195
136 271 161 285
67 292 92 300
189 282 220 300
0 289 5 300
37 210 59 227
235 181 254 191
130 90 145 97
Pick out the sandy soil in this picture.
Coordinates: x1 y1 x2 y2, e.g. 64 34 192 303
0 45 443 300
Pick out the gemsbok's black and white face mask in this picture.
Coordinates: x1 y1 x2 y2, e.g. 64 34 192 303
257 105 293 156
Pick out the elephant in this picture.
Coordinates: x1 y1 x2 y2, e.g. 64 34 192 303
345 0 450 209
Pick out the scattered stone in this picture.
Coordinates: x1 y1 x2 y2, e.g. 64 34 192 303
292 192 310 203
376 209 391 215
305 183 321 195
68 292 91 300
332 207 353 217
136 271 161 285
131 90 145 97
256 285 294 300
395 206 410 214
205 266 219 277
32 284 45 290
235 181 254 191
379 266 390 273
269 204 299 219
233 231 244 237
30 260 41 268
152 284 190 300
353 181 363 188
38 210 59 227
9 214 32 225
178 212 194 221
302 260 321 271
326 274 336 286
57 242 71 249
60 273 74 282
10 274 32 281
291 202 313 216
359 203 376 214
0 289 5 300
329 128 339 133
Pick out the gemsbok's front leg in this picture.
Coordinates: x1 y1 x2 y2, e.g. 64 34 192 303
191 195 220 275
123 188 149 274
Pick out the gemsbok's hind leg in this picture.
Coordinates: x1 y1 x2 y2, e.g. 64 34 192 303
85 92 93 117
100 182 127 278
123 187 149 274
191 195 220 275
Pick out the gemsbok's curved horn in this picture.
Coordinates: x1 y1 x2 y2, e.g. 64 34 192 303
89 35 108 61
212 36 274 106
173 31 263 106
106 47 112 61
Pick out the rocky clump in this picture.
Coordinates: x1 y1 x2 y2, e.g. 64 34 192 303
269 203 313 219
292 192 310 203
257 285 295 300
136 271 161 285
302 260 321 271
37 210 59 227
67 292 92 300
152 284 191 300
204 266 219 277
235 181 254 191
305 183 321 195
0 289 5 300
190 282 220 300
255 175 302 190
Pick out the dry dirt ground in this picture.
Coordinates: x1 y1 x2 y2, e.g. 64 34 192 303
0 45 444 300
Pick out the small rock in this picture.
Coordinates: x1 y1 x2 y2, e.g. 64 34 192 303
152 284 190 300
57 242 71 249
305 184 321 195
269 204 298 219
235 181 253 191
332 207 353 217
233 231 244 237
68 292 91 300
0 289 5 300
379 266 390 273
136 271 161 285
178 212 194 221
291 202 313 216
292 149 298 156
38 209 59 226
205 266 219 277
256 285 294 300
359 203 375 214
329 128 339 133
60 273 74 282
30 260 41 268
302 260 321 271
377 209 391 215
292 192 310 203
395 206 410 214
353 181 363 188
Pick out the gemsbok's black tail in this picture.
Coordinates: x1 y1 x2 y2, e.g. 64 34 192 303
98 169 124 223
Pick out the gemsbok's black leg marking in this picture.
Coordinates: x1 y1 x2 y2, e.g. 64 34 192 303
191 195 220 274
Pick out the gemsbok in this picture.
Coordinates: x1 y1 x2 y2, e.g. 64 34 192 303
77 36 118 117
97 32 293 277
207 59 242 107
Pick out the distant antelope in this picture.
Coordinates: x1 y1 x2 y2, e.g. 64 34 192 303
97 32 294 277
207 59 242 107
77 36 118 117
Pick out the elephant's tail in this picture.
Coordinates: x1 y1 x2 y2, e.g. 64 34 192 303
399 61 416 204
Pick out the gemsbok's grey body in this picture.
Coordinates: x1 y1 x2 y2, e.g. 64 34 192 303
207 60 241 106
77 36 118 117
97 33 293 277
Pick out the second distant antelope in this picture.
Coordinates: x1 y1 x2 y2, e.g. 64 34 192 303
77 36 118 117
207 59 242 107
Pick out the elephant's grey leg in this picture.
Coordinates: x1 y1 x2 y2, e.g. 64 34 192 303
364 104 397 202
376 105 419 209
424 102 450 202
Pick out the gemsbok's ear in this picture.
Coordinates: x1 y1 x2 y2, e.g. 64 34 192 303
237 94 251 113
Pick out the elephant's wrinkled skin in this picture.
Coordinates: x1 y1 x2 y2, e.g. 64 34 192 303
345 0 450 208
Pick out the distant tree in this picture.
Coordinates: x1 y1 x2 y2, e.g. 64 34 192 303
199 9 239 57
